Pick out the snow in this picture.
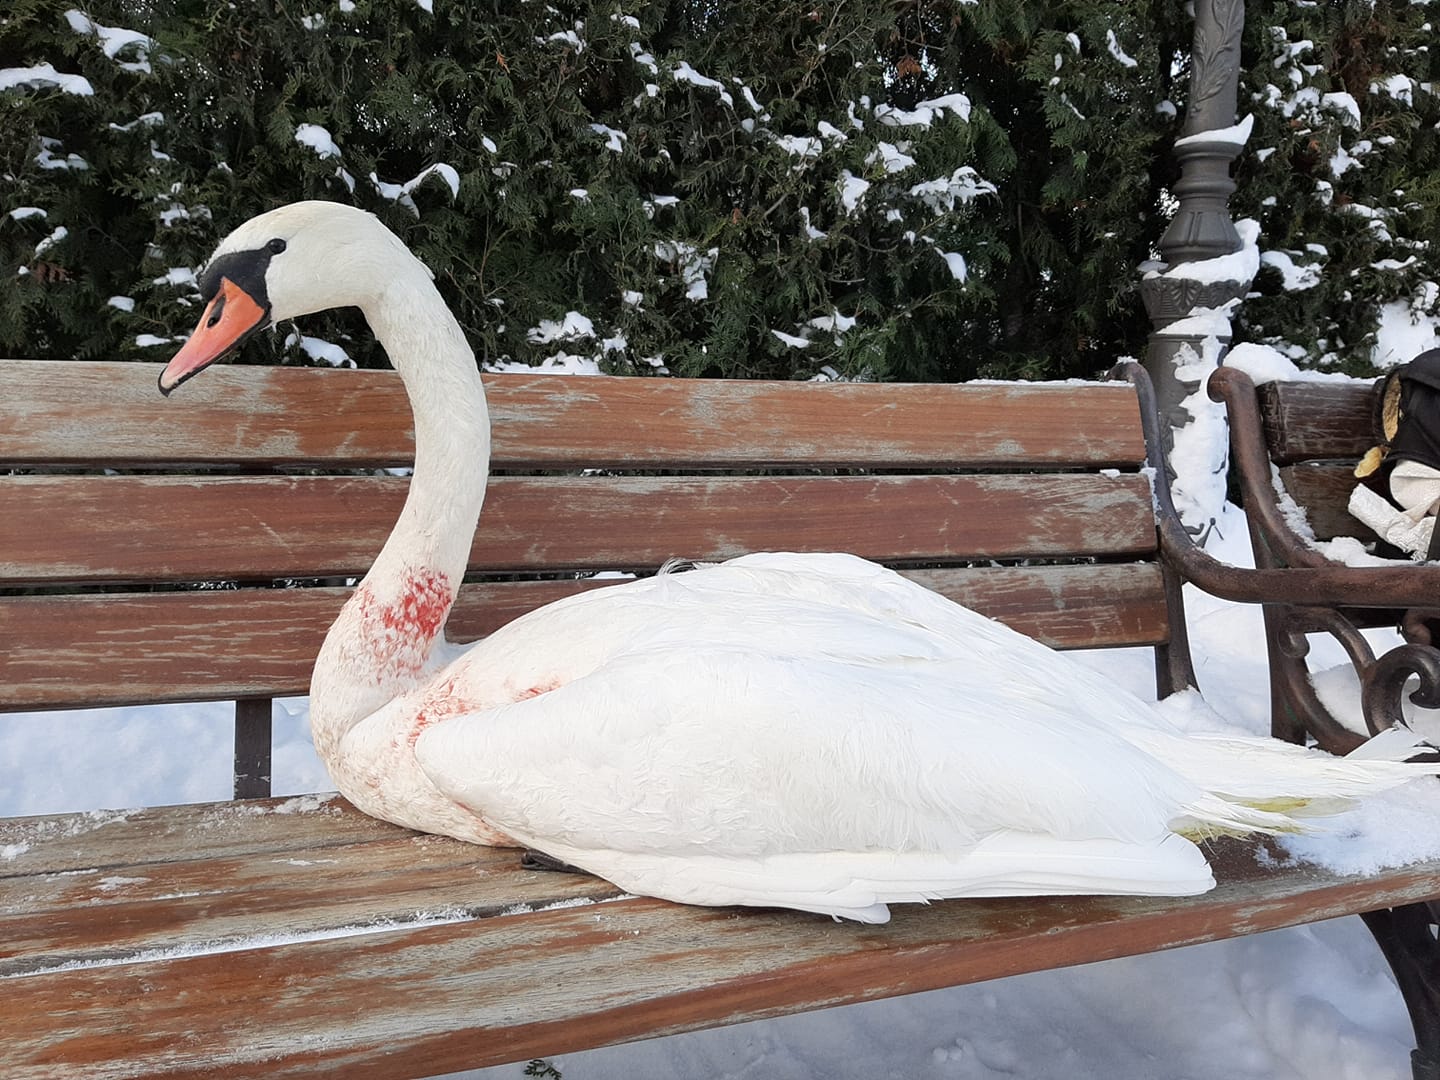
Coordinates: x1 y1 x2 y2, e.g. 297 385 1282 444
865 141 915 174
545 30 585 53
64 9 155 73
1371 74 1415 106
936 249 968 282
486 353 603 376
1259 249 1323 291
284 330 353 368
629 43 658 75
672 61 734 108
294 123 342 159
907 167 997 213
588 123 627 153
874 93 972 127
1167 339 1232 529
34 137 88 171
1322 91 1363 128
1371 297 1440 369
653 240 716 301
0 64 94 96
1174 113 1255 149
30 226 66 258
151 267 197 289
837 170 870 214
1104 29 1137 68
807 311 856 335
775 134 823 160
526 311 595 345
1223 342 1357 387
798 206 827 240
1147 218 1260 286
370 163 461 214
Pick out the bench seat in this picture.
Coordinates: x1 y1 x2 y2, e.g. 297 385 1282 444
6 796 1440 1079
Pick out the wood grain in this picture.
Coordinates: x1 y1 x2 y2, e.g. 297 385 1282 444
0 472 1156 584
0 565 1169 709
0 360 1146 469
2 797 1437 1080
1259 380 1377 465
1275 463 1369 542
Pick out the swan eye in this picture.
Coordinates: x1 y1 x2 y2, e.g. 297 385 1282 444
267 238 287 255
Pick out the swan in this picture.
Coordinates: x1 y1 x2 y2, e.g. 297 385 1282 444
158 201 1432 923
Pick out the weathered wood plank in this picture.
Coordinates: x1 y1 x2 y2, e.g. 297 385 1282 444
1259 380 1377 465
1274 463 1369 542
0 473 1156 584
0 836 621 978
0 565 1168 710
5 840 1438 1080
0 360 1147 469
0 796 391 877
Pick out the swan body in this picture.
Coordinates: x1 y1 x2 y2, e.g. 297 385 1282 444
161 201 1433 923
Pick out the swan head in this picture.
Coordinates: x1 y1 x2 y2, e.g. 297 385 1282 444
159 201 419 394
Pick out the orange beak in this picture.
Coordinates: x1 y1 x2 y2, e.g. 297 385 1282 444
159 277 269 395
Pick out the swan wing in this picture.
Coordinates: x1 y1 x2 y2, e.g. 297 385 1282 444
413 644 1215 920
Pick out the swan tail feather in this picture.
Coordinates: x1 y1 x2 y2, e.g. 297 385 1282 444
1144 729 1438 837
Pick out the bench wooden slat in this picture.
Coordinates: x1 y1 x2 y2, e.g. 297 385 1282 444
0 796 389 877
0 842 623 978
0 360 1147 469
0 564 1169 709
1259 380 1376 465
4 811 1437 1079
1276 463 1368 541
1 473 1157 584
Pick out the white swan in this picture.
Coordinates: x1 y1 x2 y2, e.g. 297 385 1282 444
159 201 1431 923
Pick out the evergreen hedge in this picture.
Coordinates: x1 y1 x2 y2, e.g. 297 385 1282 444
2 0 1436 381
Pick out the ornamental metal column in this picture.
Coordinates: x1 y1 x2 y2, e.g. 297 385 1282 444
1140 0 1250 432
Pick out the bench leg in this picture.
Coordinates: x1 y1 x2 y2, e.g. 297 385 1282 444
1361 903 1440 1080
234 698 273 799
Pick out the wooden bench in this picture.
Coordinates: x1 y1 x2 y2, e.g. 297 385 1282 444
3 357 1439 1080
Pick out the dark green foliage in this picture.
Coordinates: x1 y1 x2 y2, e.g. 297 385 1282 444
2 1 1436 380
1233 0 1440 372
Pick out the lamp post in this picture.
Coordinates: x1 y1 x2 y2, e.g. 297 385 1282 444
1140 0 1251 431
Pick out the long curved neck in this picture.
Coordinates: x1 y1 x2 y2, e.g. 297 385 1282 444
311 260 490 752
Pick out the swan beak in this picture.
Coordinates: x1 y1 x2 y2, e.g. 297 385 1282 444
159 277 269 395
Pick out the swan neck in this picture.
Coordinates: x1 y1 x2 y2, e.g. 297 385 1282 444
311 262 490 746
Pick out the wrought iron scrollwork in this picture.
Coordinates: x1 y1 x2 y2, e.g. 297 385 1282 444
1270 606 1376 754
1361 640 1440 736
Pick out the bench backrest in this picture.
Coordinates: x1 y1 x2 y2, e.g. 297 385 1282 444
1255 379 1378 543
1 359 1187 792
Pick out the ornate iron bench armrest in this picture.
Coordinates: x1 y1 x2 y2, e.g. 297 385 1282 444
1113 360 1440 750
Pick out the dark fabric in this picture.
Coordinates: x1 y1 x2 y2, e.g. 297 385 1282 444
1388 348 1440 472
